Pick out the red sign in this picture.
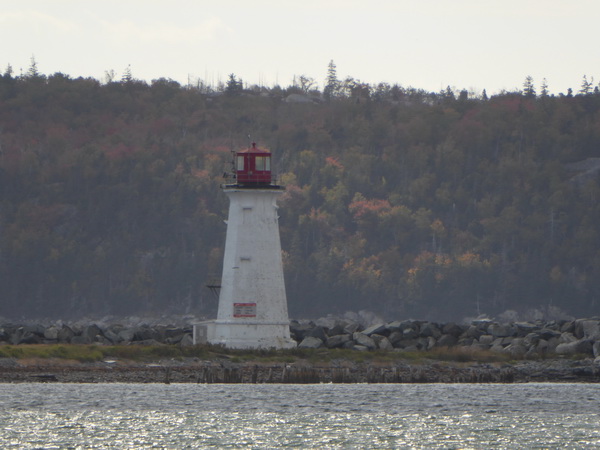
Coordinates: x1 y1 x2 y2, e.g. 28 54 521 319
233 302 256 317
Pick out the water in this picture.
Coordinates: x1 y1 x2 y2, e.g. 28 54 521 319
0 383 599 448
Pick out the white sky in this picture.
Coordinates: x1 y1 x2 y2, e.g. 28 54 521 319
1 0 599 95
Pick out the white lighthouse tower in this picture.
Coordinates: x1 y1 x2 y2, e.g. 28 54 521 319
194 143 296 349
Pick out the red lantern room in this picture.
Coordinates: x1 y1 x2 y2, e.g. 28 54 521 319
235 142 272 185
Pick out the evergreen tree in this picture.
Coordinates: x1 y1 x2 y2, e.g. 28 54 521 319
523 76 536 97
26 55 43 79
3 63 13 77
579 75 593 95
540 78 549 97
225 73 243 95
121 64 133 83
324 60 340 100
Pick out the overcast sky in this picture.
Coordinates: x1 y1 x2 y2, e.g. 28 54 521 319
2 0 599 95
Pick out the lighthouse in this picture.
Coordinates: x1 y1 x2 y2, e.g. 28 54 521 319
194 143 296 349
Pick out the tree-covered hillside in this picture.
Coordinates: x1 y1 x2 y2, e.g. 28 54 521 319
1 66 599 321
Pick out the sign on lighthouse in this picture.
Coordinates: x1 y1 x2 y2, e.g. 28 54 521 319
193 143 296 349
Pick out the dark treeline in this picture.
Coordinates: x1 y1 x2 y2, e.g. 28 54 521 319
1 64 600 321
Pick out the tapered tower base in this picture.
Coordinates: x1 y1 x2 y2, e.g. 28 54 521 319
195 321 295 349
194 186 296 349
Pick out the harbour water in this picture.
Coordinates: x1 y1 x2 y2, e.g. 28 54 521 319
1 383 599 448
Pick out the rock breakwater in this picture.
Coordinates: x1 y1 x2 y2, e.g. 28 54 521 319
290 317 600 361
2 317 600 362
1 317 600 383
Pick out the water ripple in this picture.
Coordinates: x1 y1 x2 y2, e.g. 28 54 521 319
0 383 598 448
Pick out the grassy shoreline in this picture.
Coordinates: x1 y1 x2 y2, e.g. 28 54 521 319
1 343 598 384
0 343 521 365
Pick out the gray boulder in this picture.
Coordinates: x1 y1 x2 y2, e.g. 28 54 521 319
387 331 404 346
327 323 346 336
180 334 194 347
489 323 516 338
471 319 492 333
561 320 576 333
298 336 323 349
555 339 593 356
386 321 403 332
535 339 550 354
44 326 59 341
458 337 475 346
420 322 441 339
307 326 328 341
57 325 75 343
425 336 436 350
478 334 495 346
504 343 527 357
464 325 484 339
353 332 377 350
118 328 136 342
402 328 419 339
18 331 42 345
436 334 458 347
342 340 356 349
290 321 314 341
326 334 351 349
103 329 122 344
24 324 46 337
377 336 394 351
558 332 578 344
538 328 561 340
396 338 419 349
343 321 361 334
82 324 104 342
577 320 600 340
315 316 338 330
490 344 505 353
523 332 540 348
442 322 464 337
134 326 158 341
71 335 91 345
163 328 185 344
514 322 539 336
165 327 185 338
493 337 513 347
362 323 387 336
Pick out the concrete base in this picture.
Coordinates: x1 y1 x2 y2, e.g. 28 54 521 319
193 321 297 349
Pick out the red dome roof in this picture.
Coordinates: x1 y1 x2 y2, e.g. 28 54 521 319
237 142 270 154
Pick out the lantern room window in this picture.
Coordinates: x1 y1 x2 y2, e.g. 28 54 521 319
237 156 245 171
255 156 270 171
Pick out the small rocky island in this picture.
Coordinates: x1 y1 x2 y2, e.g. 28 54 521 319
1 315 600 383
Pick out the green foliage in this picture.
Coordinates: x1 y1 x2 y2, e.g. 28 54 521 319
1 69 600 321
0 343 522 364
0 345 103 362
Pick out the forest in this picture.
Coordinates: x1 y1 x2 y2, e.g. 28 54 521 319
1 62 600 322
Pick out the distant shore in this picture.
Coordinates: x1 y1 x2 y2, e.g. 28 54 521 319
1 357 599 384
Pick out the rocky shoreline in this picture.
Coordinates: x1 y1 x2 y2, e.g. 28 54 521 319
3 316 600 358
2 315 600 383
